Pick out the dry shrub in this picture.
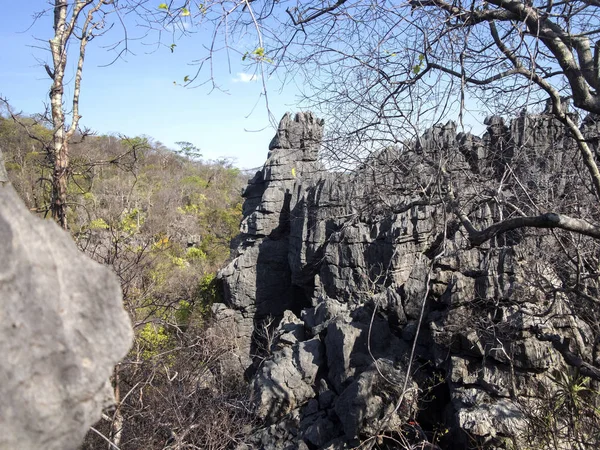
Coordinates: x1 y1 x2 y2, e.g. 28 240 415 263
82 319 256 450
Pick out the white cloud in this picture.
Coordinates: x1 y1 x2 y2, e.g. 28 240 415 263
232 72 258 83
164 20 193 32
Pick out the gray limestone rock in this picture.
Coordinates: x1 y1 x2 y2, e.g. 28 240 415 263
0 164 133 450
252 337 324 421
269 112 324 158
335 363 418 442
219 112 600 449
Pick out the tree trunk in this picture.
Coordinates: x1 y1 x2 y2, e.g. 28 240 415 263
110 365 124 449
49 0 69 229
51 139 69 229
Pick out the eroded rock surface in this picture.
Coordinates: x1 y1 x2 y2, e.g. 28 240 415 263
219 112 600 449
0 149 133 450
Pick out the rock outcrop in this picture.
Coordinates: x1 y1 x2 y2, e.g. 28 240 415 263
219 112 600 449
0 149 133 450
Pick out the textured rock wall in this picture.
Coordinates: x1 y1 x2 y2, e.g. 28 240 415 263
0 149 133 450
219 112 599 449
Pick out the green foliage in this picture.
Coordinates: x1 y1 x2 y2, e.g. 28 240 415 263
25 151 41 161
120 208 144 233
412 54 425 75
186 247 207 261
181 175 207 186
242 47 273 63
122 136 150 151
157 2 204 15
523 368 600 449
139 323 170 359
195 273 222 312
4 162 21 171
89 218 109 230
174 300 192 325
550 368 598 413
148 263 169 285
170 256 186 267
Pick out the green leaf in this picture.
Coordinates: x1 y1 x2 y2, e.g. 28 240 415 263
181 7 190 16
169 43 177 53
89 218 109 230
412 54 426 75
158 3 168 10
183 75 190 82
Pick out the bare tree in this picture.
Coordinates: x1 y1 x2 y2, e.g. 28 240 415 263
2 1 160 229
287 0 600 239
16 1 600 235
150 0 600 243
44 0 128 228
26 0 273 228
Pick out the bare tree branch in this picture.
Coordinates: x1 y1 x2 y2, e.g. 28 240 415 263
466 212 600 247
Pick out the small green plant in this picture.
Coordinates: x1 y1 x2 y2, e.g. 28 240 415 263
186 247 207 261
175 300 193 325
89 218 109 230
139 323 170 360
119 208 144 233
4 161 21 171
170 255 186 267
522 368 600 449
194 274 222 314
550 368 597 413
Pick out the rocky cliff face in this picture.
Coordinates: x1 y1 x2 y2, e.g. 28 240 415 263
219 112 600 449
0 149 133 450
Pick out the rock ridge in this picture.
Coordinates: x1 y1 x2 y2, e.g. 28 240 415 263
219 111 600 449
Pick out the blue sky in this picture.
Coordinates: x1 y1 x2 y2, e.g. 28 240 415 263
0 1 301 170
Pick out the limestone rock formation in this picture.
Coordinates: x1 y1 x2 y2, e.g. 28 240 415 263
219 112 600 449
0 148 133 450
217 112 325 372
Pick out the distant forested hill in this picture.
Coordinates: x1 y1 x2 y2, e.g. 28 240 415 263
0 111 256 448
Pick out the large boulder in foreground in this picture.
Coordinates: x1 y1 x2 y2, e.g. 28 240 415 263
0 151 133 450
